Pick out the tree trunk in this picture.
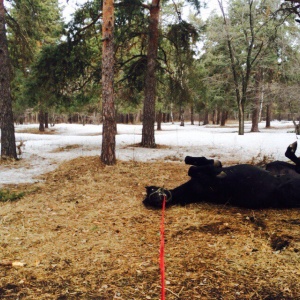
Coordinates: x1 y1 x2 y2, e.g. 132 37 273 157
266 103 272 128
38 110 45 132
180 107 184 126
0 0 17 159
251 69 262 132
141 0 160 148
157 109 162 130
293 120 300 135
220 110 227 126
217 110 221 125
190 104 194 125
170 103 174 124
259 83 264 122
212 110 216 125
45 112 49 129
238 101 245 135
101 0 116 165
203 111 209 125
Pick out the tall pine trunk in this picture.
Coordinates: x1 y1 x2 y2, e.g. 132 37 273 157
101 0 116 165
0 0 17 159
141 0 160 148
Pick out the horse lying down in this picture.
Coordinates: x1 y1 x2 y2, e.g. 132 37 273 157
143 142 300 209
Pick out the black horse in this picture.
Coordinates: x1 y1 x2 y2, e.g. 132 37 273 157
143 142 300 209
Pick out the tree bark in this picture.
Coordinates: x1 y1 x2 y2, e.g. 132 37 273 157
238 101 245 135
251 69 263 132
212 110 216 125
216 110 221 125
220 110 228 126
45 112 49 129
293 120 300 135
101 0 116 165
38 110 45 132
203 110 209 125
0 0 17 159
141 0 160 147
190 104 194 125
266 103 272 128
180 107 184 126
265 82 272 128
157 109 162 130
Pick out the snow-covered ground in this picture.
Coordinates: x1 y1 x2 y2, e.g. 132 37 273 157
0 120 298 186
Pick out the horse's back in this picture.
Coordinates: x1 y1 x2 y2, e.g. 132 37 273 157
266 161 300 177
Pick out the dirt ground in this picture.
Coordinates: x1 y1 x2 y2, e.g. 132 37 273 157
1 156 300 299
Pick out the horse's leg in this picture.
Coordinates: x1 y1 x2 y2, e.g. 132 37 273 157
188 165 222 179
285 142 300 164
185 156 222 167
285 142 300 174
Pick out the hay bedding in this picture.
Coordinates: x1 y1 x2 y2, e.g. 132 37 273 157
1 157 300 299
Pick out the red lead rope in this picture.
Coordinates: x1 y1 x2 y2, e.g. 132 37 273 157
160 195 166 300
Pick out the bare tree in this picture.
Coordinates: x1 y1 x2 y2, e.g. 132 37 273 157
218 0 256 135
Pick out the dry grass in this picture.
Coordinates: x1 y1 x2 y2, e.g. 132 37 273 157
51 145 82 153
15 128 57 135
122 143 172 150
1 157 300 299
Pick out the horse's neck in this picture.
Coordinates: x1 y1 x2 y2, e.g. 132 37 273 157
169 180 194 204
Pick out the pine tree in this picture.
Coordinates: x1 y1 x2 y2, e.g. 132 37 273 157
0 0 17 159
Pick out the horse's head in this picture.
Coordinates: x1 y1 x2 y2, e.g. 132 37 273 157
143 186 172 208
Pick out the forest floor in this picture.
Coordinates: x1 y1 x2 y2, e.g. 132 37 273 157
1 155 300 299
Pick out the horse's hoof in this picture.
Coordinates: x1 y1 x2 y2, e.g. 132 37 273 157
286 141 298 159
290 141 298 153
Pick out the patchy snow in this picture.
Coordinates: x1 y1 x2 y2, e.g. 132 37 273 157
0 120 298 186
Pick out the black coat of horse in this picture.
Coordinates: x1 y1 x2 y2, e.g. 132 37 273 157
266 141 300 177
143 142 300 209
